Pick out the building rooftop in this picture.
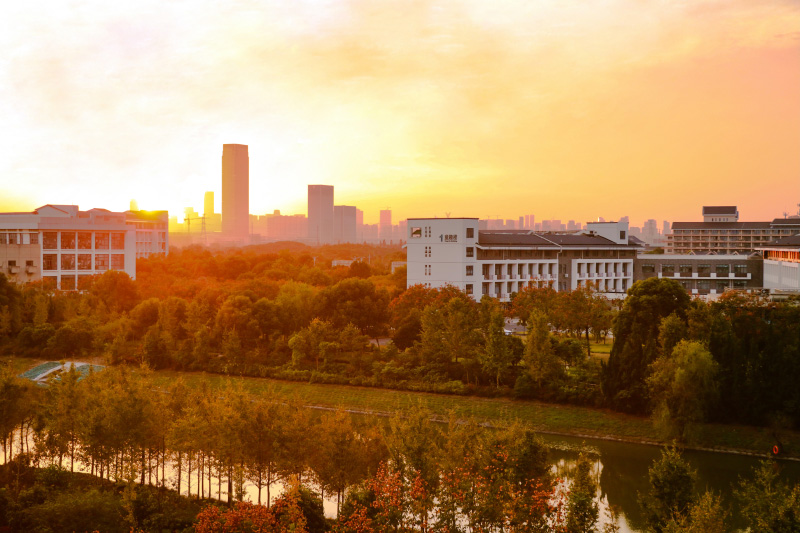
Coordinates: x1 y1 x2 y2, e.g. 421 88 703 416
702 206 738 215
477 230 635 248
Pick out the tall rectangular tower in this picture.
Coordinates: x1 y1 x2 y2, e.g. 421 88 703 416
221 144 249 237
379 209 392 242
308 185 334 245
203 191 215 217
334 205 357 243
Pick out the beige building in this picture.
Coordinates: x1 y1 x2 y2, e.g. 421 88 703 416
0 204 168 289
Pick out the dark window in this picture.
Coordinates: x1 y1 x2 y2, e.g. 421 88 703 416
43 254 57 270
30 233 38 244
95 254 109 271
78 232 92 249
61 254 75 270
8 260 16 267
661 265 675 276
111 254 125 270
620 231 626 240
466 265 473 276
466 247 474 258
78 254 92 270
466 227 474 238
111 233 125 249
465 284 473 295
61 232 76 249
698 264 711 276
679 264 692 275
716 264 730 277
0 234 6 244
43 232 57 249
95 233 109 250
642 264 655 273
716 281 729 293
734 264 747 275
25 260 33 267
8 234 18 245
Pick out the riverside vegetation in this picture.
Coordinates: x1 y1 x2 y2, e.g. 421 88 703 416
1 364 799 532
1 243 800 531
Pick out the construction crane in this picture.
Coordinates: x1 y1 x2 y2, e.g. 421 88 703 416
184 215 207 245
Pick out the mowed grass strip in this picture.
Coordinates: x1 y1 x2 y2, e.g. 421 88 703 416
7 356 798 458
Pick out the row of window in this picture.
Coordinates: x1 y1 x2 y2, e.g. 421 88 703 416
41 232 125 250
424 265 431 276
0 233 38 245
641 264 748 275
42 253 125 271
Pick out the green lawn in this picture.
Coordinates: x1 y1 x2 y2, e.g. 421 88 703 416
7 355 799 459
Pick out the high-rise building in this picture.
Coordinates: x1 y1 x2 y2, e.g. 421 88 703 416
308 185 334 244
221 144 249 237
380 209 392 242
204 191 215 217
334 205 357 243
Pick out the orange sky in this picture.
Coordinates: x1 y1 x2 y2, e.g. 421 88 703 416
1 0 799 226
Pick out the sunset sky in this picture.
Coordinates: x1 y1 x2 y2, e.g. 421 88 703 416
1 0 799 225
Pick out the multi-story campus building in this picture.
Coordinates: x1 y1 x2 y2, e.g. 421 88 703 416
0 204 168 289
756 236 800 291
633 253 763 297
406 218 640 301
666 206 800 254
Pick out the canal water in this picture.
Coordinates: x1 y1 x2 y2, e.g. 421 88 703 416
541 432 800 532
3 427 799 531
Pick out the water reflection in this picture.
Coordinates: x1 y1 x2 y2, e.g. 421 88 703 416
541 433 800 532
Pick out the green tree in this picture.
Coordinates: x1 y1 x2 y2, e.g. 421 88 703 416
479 307 516 387
663 491 728 533
566 452 599 533
603 278 690 413
523 310 563 391
647 340 719 442
418 296 481 366
638 446 696 533
735 460 800 533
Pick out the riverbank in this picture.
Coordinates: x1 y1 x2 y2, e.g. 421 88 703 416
6 356 798 461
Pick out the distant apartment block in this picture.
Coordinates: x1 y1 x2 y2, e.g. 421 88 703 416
308 185 334 245
634 253 762 297
667 206 800 254
0 204 167 289
407 218 640 302
221 144 250 238
334 205 357 243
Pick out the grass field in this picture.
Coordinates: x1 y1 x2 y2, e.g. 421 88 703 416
6 355 799 459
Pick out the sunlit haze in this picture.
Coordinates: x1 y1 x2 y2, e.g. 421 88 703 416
1 0 799 224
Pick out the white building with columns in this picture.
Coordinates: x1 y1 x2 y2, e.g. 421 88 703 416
406 218 640 301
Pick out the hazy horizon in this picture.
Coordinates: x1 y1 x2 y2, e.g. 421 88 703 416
2 0 799 225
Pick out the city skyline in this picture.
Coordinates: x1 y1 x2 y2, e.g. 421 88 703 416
2 1 799 224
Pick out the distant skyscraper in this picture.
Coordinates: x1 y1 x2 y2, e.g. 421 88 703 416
334 205 357 243
308 185 334 244
518 216 524 230
204 191 215 217
380 209 392 242
221 144 249 237
662 220 670 235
